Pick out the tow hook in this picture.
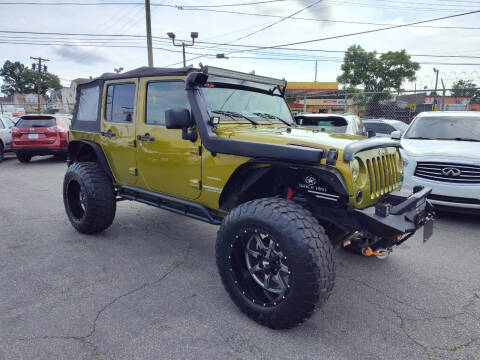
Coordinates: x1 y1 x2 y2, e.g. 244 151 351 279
362 247 389 259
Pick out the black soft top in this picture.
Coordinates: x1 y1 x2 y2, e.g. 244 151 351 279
79 66 197 85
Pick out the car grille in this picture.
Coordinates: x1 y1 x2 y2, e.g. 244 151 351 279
414 162 480 184
365 153 401 199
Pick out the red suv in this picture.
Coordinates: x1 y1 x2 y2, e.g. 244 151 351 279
11 115 69 163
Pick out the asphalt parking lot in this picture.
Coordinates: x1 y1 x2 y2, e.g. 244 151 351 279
0 154 479 360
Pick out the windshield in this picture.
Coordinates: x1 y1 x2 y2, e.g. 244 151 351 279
404 116 480 141
296 116 348 134
201 86 294 125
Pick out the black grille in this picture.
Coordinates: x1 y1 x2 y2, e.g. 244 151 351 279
414 162 480 184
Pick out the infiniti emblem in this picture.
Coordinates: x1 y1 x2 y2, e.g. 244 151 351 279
441 167 461 177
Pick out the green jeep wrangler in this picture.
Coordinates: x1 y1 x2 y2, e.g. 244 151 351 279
63 66 434 329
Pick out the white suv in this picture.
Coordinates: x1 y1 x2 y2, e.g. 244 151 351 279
0 116 15 162
294 113 367 136
399 111 480 213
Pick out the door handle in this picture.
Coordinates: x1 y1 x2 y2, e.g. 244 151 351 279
137 134 155 142
101 130 115 137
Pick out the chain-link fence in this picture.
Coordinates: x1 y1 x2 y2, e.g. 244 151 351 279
288 90 480 124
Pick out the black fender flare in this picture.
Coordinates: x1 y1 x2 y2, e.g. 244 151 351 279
68 140 115 182
219 159 349 211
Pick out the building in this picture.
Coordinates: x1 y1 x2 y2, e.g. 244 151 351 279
46 78 85 114
285 81 348 113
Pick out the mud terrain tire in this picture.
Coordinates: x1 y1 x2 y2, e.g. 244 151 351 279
216 197 336 329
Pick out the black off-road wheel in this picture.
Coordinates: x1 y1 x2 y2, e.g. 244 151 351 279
216 197 336 329
17 152 31 163
63 162 116 234
0 144 4 163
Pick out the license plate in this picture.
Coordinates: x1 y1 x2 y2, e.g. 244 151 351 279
28 134 39 139
423 218 434 242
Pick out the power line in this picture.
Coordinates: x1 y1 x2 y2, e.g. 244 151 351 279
2 33 480 60
176 8 480 29
2 29 480 60
0 0 286 6
229 10 480 54
168 9 480 66
2 30 480 60
226 0 324 44
177 0 288 8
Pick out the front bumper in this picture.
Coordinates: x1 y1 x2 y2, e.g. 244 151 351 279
403 157 480 211
353 186 434 241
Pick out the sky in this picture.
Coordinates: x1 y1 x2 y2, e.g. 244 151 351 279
0 0 479 93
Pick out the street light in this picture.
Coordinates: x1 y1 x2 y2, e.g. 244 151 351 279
167 31 198 67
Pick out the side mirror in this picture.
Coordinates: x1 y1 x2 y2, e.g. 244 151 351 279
165 108 197 142
390 130 401 140
165 108 193 129
367 130 376 138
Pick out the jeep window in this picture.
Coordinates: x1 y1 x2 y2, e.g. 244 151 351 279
295 116 348 133
404 116 480 141
77 85 99 122
146 81 189 125
201 86 293 125
105 83 135 123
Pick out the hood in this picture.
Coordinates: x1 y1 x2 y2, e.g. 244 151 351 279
214 124 365 152
401 139 480 161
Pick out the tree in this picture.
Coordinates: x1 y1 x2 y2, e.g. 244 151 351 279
0 60 61 96
337 45 420 104
451 79 480 103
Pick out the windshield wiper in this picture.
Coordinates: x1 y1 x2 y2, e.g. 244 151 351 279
406 136 434 140
211 110 260 125
435 137 480 142
253 112 294 127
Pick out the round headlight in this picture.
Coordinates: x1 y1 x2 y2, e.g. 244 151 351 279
351 159 360 182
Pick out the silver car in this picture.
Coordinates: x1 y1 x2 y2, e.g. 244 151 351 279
0 116 16 162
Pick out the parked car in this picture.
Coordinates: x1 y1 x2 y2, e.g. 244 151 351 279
62 65 433 329
363 118 408 137
0 115 16 162
11 114 69 163
294 113 367 136
399 111 480 213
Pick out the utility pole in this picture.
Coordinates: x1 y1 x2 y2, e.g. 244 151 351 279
441 79 446 111
314 60 317 82
433 67 439 110
145 0 154 67
30 56 50 113
167 32 198 67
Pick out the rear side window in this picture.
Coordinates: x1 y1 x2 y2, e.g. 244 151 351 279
105 83 136 123
146 81 188 125
16 116 56 128
365 122 395 134
77 86 100 122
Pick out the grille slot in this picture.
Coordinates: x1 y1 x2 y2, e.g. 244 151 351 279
366 153 400 199
414 162 480 184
